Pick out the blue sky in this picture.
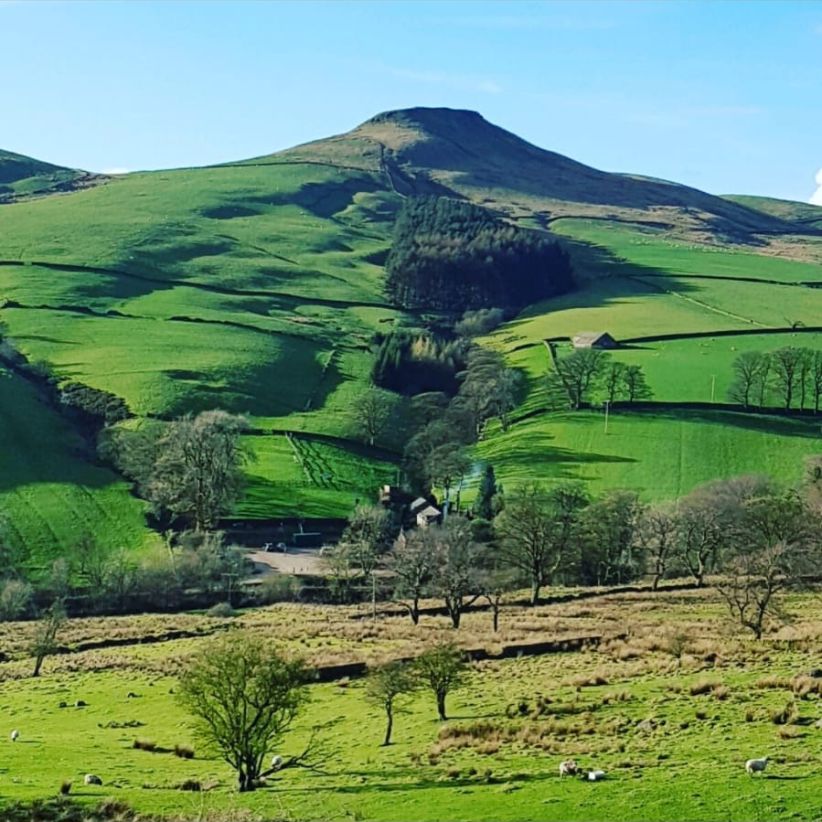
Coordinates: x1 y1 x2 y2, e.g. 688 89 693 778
2 0 821 202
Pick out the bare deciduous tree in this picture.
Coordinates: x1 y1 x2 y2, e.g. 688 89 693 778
388 529 436 624
638 505 678 590
30 599 66 677
496 484 588 604
717 490 819 639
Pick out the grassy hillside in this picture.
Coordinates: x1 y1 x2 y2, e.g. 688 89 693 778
0 149 95 202
0 365 154 571
0 109 820 558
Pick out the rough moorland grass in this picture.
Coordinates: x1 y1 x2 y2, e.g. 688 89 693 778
0 589 820 821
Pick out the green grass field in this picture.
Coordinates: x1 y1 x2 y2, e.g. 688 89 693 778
0 366 154 572
0 589 820 821
475 409 818 501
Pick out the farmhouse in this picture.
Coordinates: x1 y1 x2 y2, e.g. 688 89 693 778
409 496 442 528
572 331 618 349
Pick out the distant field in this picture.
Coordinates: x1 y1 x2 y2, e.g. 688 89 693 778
552 218 822 281
239 434 397 519
475 408 817 501
0 589 821 821
0 366 153 573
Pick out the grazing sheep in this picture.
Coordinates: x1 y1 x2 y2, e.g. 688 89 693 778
84 774 103 786
10 730 19 742
746 757 769 776
586 769 606 782
559 759 578 777
270 755 284 770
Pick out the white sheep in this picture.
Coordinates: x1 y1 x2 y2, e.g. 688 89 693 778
270 755 283 771
586 769 606 781
10 730 19 742
559 759 578 777
84 774 103 786
745 757 768 776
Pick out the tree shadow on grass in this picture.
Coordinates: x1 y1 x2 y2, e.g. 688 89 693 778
273 764 553 796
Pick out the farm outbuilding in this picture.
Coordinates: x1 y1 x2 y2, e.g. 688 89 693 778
571 331 618 349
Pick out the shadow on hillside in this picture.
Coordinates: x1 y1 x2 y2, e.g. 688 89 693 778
502 240 707 343
629 406 821 439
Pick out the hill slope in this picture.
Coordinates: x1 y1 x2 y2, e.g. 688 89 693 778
0 149 97 202
0 108 819 561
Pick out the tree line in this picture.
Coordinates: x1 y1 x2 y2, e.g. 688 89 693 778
385 196 574 312
548 346 652 410
330 459 822 640
729 346 822 412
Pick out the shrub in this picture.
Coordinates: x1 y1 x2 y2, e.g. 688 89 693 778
689 680 719 696
206 602 235 619
256 574 301 605
0 579 33 621
770 701 798 725
132 739 157 752
455 307 506 338
59 781 72 795
174 745 195 759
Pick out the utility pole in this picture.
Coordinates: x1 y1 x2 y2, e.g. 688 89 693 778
222 572 238 607
710 374 716 403
371 571 377 621
604 400 610 434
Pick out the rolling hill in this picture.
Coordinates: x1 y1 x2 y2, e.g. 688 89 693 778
0 107 819 566
0 148 98 202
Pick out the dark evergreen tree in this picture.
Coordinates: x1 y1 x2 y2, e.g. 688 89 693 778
474 464 498 520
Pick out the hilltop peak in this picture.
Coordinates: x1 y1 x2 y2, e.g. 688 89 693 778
365 106 488 128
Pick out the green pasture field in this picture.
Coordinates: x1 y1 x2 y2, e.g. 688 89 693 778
607 332 822 405
0 366 154 572
474 408 819 501
552 218 822 283
0 163 397 302
0 590 820 821
239 434 397 519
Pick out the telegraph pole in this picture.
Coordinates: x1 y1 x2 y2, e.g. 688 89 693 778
604 400 610 434
710 374 716 403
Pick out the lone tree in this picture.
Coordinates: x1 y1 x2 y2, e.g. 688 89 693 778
473 463 499 521
354 388 393 447
177 633 310 791
339 504 394 577
414 642 468 720
30 599 66 677
366 661 417 746
146 411 249 532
